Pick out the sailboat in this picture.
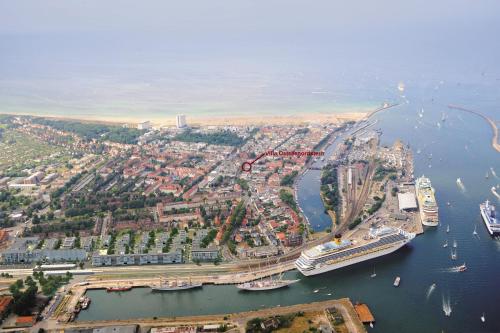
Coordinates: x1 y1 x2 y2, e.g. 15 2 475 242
443 240 448 248
453 240 457 248
370 267 377 278
446 225 450 233
473 225 478 236
481 313 486 322
236 261 299 291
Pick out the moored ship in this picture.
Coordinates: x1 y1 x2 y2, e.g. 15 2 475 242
480 200 499 235
150 276 202 291
106 286 132 292
295 227 415 276
236 274 299 291
416 176 439 226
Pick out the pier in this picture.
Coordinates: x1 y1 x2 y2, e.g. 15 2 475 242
448 104 500 153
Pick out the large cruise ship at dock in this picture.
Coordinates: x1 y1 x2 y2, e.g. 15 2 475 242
295 227 415 276
415 176 439 226
480 200 499 235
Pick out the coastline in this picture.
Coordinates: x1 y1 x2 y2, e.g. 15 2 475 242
0 110 370 127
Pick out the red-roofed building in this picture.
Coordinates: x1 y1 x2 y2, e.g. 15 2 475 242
0 296 13 318
284 232 303 247
214 215 221 226
182 185 199 200
15 315 36 327
267 173 280 187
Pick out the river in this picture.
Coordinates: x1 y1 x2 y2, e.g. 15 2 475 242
77 86 500 332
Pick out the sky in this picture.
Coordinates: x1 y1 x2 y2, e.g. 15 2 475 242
1 0 499 119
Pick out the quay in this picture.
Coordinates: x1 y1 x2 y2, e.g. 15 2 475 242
45 298 367 333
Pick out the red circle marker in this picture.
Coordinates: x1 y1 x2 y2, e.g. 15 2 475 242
241 162 252 172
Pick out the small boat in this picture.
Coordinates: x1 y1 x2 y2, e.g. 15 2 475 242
79 296 91 310
370 267 377 278
457 263 467 272
443 240 448 248
106 286 132 292
453 240 457 248
447 202 451 206
481 312 486 322
446 225 450 233
393 276 401 287
473 225 478 236
369 322 374 328
451 249 457 260
313 289 319 293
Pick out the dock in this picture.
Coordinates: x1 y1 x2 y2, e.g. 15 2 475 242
354 303 375 324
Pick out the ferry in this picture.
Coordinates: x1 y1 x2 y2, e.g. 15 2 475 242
480 200 499 235
295 227 415 276
416 176 439 226
150 276 202 291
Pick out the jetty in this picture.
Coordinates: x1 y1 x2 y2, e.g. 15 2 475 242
448 104 500 153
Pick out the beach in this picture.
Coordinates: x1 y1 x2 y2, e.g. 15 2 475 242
1 110 369 127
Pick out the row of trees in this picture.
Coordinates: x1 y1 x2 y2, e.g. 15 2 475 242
280 170 298 186
320 165 340 219
279 189 298 212
222 202 246 254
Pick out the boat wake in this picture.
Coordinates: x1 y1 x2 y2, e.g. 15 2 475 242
491 167 499 179
426 283 436 301
456 178 466 193
442 294 452 317
491 186 500 201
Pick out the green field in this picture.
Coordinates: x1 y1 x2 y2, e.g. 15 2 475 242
0 129 70 174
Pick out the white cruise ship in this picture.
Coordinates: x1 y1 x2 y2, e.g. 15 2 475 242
295 227 415 276
416 176 439 226
480 200 499 235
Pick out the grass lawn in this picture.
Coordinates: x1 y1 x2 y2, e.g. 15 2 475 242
274 311 330 333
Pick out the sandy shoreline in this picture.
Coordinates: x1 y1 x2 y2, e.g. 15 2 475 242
1 110 370 127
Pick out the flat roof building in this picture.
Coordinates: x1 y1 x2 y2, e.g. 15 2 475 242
397 192 418 211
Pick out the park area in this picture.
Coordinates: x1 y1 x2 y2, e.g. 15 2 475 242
0 129 70 174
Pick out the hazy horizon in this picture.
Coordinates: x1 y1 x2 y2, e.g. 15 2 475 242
1 0 500 121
